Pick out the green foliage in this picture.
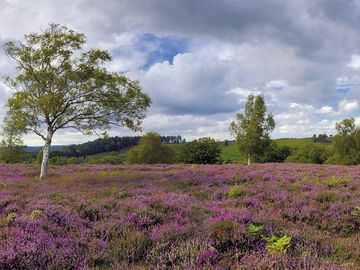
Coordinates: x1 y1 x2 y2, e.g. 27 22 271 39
248 223 264 234
180 137 222 164
285 143 329 164
126 132 175 164
6 212 17 221
0 117 29 164
230 94 275 164
315 191 337 203
227 185 244 198
28 209 42 220
325 176 351 188
330 118 360 165
67 157 78 164
262 235 292 254
351 206 360 217
259 141 291 163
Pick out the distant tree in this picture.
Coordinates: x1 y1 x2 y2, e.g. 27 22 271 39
180 137 222 164
0 117 28 163
330 118 360 165
230 94 275 165
126 132 175 164
260 142 291 163
285 143 328 164
3 24 151 178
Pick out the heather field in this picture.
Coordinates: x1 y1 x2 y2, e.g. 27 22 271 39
0 164 359 269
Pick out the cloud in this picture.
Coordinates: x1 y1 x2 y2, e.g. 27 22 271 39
338 99 359 113
316 106 334 114
1 0 360 144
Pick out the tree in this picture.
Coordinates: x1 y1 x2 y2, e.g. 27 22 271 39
285 143 328 164
230 94 275 165
126 132 175 164
330 118 360 165
180 137 222 164
0 117 29 163
3 24 151 178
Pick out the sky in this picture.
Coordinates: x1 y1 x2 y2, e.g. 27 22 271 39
1 0 360 145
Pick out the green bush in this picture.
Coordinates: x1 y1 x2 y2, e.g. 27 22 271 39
258 141 291 163
285 143 329 164
227 185 244 198
248 223 264 234
325 176 351 188
315 191 337 203
262 235 292 254
126 132 175 164
180 137 222 164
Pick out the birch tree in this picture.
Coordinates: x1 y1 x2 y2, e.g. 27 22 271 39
3 24 151 178
230 94 275 165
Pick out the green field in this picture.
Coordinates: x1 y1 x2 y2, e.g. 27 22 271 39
83 138 330 164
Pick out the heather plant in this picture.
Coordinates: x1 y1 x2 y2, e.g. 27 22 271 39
0 163 359 269
107 228 151 264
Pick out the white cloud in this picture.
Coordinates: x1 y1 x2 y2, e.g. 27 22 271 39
338 99 359 113
348 55 360 69
316 106 334 114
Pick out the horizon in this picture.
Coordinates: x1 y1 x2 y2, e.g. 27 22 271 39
1 1 360 145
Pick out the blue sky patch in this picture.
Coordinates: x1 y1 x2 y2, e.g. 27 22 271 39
137 33 189 70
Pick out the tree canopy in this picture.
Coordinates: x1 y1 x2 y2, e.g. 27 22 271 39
180 137 222 164
126 132 175 164
230 94 275 164
3 24 151 178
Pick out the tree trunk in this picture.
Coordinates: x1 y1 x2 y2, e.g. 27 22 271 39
40 130 53 179
247 153 251 165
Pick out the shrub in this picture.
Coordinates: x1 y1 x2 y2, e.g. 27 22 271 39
180 137 222 164
325 176 351 188
108 228 151 263
262 235 292 254
29 209 42 220
227 185 244 199
248 223 264 234
285 143 329 164
126 132 175 164
315 191 337 203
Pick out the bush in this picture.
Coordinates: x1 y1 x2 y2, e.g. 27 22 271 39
259 142 291 163
285 143 329 164
227 185 244 199
325 176 351 188
180 137 222 164
108 228 151 263
262 235 292 254
126 132 175 164
314 191 337 203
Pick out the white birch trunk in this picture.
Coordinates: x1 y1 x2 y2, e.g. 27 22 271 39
40 129 53 179
247 153 251 165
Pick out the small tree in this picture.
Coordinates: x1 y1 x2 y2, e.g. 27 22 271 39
3 24 151 178
0 117 28 163
180 137 222 164
230 94 275 165
126 132 175 164
330 118 360 165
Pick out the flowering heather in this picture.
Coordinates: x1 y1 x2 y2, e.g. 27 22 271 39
0 163 359 269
